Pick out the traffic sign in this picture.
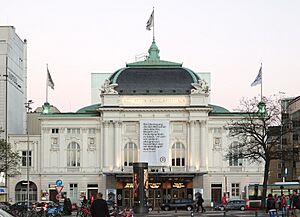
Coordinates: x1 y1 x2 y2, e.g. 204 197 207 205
56 179 63 187
56 194 61 200
55 185 64 194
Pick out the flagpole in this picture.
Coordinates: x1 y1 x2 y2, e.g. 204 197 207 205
46 64 48 103
260 63 263 102
152 7 155 41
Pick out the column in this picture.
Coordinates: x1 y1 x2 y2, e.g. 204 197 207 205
200 120 207 170
114 121 122 170
103 121 110 169
189 120 196 170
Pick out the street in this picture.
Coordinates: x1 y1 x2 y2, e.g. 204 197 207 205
64 210 271 217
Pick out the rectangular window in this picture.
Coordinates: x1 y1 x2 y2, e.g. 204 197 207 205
88 128 96 134
67 128 80 134
69 183 78 202
51 128 59 134
21 151 32 167
231 183 240 197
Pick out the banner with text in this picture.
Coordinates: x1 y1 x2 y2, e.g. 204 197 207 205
140 120 169 166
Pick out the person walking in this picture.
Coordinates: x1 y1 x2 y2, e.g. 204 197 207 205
291 190 300 217
266 193 276 217
196 193 206 213
221 193 228 211
90 192 109 217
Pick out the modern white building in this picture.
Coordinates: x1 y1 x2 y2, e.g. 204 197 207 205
0 26 27 201
8 40 264 207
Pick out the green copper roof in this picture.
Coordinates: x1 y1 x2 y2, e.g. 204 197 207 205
209 104 230 113
76 103 101 113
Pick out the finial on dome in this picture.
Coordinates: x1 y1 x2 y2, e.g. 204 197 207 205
147 39 160 61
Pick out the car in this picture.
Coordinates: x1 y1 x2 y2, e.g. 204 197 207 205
33 201 58 211
0 202 11 211
161 199 195 211
9 201 33 212
214 199 246 211
0 208 14 217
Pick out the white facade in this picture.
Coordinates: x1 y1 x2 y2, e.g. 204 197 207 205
7 96 264 206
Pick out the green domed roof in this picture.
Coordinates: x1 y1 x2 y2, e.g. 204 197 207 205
108 40 200 95
209 104 230 113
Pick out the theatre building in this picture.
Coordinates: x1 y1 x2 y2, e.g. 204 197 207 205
8 40 263 207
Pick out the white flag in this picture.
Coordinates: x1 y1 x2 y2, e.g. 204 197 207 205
146 10 154 31
47 68 55 89
251 65 262 86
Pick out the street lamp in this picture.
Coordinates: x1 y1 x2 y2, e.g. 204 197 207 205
24 100 33 212
279 92 287 182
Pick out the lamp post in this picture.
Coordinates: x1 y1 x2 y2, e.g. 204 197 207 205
25 100 33 212
279 92 286 182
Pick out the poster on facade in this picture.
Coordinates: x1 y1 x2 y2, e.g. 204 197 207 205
140 120 169 166
106 189 116 202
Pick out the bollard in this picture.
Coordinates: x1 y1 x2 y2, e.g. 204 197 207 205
255 210 258 217
175 206 177 213
223 211 226 217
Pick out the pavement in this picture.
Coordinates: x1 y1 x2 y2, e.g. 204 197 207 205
65 209 274 217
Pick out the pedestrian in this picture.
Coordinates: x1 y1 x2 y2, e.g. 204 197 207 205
196 193 206 213
291 190 300 217
90 192 109 217
266 193 276 217
65 198 72 215
82 196 88 207
221 193 228 210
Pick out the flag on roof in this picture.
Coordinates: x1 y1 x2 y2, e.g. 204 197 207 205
146 10 154 31
251 65 262 87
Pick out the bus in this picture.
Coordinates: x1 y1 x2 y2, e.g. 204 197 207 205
246 182 299 209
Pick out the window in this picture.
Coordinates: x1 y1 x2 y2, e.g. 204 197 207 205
67 128 80 134
229 142 242 166
231 183 240 197
51 128 59 134
67 142 80 167
21 151 32 167
123 142 138 166
69 183 78 203
88 128 96 134
172 142 185 166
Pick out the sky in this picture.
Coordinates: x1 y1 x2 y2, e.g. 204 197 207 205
1 0 300 112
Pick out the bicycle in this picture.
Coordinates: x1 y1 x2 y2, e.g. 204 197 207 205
76 204 91 217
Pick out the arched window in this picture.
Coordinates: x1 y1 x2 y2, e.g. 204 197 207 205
15 181 37 202
172 142 185 166
123 142 138 166
67 142 80 167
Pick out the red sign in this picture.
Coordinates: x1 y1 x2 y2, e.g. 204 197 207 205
55 186 64 194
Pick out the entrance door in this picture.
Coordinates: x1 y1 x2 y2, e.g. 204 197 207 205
49 189 58 203
172 189 186 200
148 189 162 209
211 184 222 205
88 189 98 201
123 189 133 208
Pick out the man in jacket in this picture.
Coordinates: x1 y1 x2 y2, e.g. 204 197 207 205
292 190 300 217
90 192 109 217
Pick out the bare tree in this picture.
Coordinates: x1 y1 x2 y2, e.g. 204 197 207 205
226 95 291 208
0 139 21 177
